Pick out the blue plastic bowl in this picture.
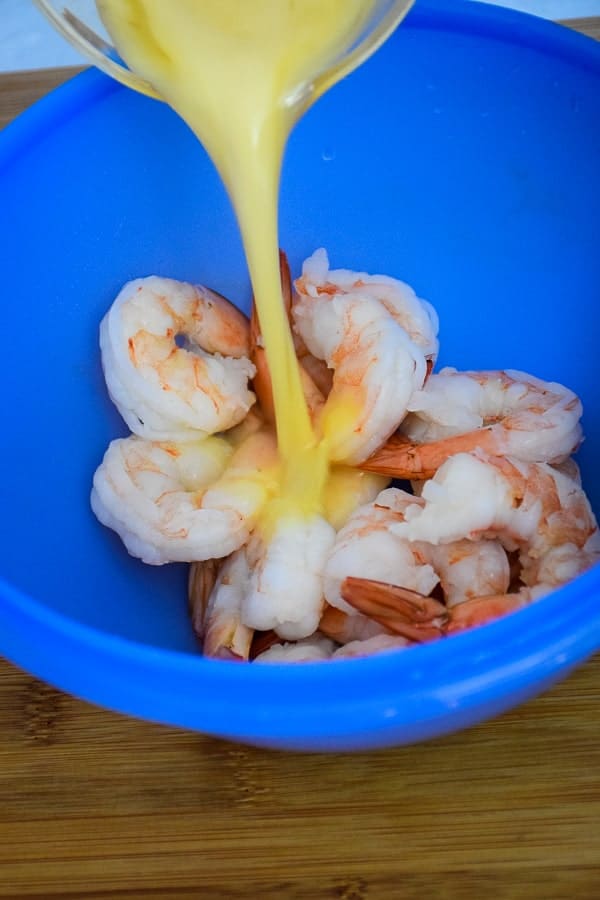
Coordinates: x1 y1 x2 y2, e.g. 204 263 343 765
1 0 599 751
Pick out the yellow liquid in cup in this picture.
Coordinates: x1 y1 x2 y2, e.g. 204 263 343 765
97 0 379 521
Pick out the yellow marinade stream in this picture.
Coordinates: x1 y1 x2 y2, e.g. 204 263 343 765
97 0 377 525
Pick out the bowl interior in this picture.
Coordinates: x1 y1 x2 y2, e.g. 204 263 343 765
1 1 599 660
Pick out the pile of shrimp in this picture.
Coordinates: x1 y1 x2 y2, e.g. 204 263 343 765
91 250 600 662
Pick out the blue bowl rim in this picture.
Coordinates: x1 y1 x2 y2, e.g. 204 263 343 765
1 0 599 742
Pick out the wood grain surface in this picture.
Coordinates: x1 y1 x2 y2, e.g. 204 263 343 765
1 18 599 900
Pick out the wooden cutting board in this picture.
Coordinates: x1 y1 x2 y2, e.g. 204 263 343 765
1 18 599 900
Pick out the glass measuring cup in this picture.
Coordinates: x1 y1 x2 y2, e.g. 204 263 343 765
32 0 415 105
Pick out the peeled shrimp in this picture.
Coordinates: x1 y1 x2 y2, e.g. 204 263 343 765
323 489 440 616
91 428 279 565
100 275 256 441
323 488 510 625
292 256 434 465
419 531 511 610
379 450 600 631
241 513 336 639
363 368 583 479
254 635 336 663
295 248 439 362
254 632 411 661
332 634 412 659
395 452 599 575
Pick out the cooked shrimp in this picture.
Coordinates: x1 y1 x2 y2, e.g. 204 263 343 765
241 513 336 639
332 634 412 659
420 534 511 610
254 635 336 663
362 368 583 479
323 488 510 626
341 577 548 637
445 588 548 633
292 249 439 464
365 450 600 634
255 628 412 661
91 428 279 565
189 555 253 660
395 451 600 579
100 275 256 441
323 489 441 616
295 248 439 362
292 278 431 464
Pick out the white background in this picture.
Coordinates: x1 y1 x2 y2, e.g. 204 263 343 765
1 0 600 72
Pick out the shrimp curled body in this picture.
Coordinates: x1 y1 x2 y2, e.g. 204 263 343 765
91 430 278 565
101 276 256 441
295 248 439 360
293 250 439 464
363 368 583 479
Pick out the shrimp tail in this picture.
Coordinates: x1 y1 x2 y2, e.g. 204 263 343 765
188 558 221 630
361 369 585 479
189 558 253 661
339 577 529 642
341 576 448 643
360 428 497 480
206 629 252 661
446 593 529 633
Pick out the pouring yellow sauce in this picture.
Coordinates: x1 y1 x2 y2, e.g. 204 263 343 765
96 0 381 525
